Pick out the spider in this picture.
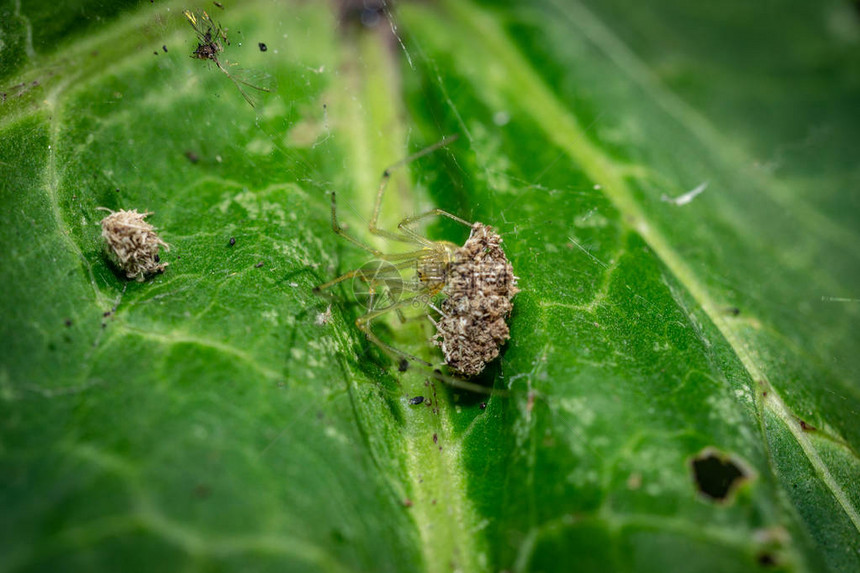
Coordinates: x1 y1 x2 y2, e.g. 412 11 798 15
183 10 272 109
314 136 518 391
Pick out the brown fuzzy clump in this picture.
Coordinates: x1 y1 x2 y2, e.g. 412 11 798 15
435 223 519 376
99 209 170 281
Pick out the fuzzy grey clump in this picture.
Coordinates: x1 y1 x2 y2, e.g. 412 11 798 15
99 209 169 281
435 223 518 376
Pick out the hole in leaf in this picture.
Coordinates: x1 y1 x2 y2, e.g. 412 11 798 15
756 551 778 567
690 447 754 503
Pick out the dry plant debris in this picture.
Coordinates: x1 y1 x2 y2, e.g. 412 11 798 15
99 209 170 281
435 223 519 376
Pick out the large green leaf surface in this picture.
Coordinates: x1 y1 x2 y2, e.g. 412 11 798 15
1 0 859 571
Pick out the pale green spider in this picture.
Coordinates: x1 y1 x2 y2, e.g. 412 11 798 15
314 137 518 392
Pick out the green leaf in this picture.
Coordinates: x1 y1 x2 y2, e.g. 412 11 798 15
2 0 859 572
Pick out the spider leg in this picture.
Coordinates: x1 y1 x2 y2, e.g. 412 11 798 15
312 256 420 295
368 135 460 246
356 298 435 368
312 267 364 295
397 208 472 243
400 208 472 228
428 369 504 396
329 192 427 256
395 302 438 324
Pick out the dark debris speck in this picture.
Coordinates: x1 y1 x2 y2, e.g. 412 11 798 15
193 484 211 499
254 261 264 268
799 419 818 432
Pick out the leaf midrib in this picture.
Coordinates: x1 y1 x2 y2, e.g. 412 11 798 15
330 18 489 573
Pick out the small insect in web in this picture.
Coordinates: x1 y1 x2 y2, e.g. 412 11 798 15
183 10 272 109
314 136 518 392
